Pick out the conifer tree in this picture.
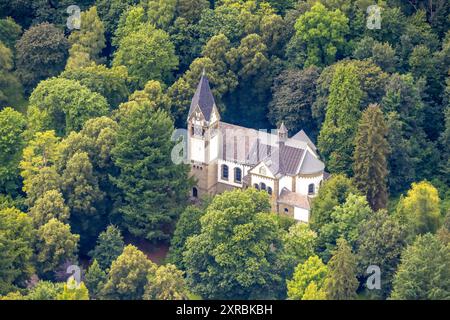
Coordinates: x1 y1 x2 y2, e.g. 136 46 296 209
84 259 106 299
353 104 389 210
325 238 359 300
89 225 124 270
111 104 193 241
318 63 363 175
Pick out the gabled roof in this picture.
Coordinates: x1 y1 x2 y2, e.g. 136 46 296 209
292 130 317 150
218 122 324 177
188 74 216 122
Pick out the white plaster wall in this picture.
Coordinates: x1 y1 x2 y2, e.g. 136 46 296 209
217 159 245 187
209 134 219 161
190 138 205 163
294 207 310 223
250 175 275 191
279 176 292 195
295 174 324 196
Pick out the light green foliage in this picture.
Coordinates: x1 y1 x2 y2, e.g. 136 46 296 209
61 65 130 109
67 6 106 67
57 279 89 300
313 59 388 127
353 104 389 211
143 264 189 300
29 190 70 227
89 225 125 271
167 205 205 269
183 188 284 299
0 108 26 194
34 218 79 276
325 238 358 300
61 152 104 248
144 0 176 30
26 281 63 300
281 223 317 276
113 16 178 87
310 174 358 231
126 80 171 112
318 63 363 175
101 245 157 300
391 234 450 300
96 0 138 38
396 181 442 239
28 78 109 137
289 2 349 67
20 130 61 195
61 151 103 216
317 194 373 262
0 208 34 295
111 104 192 241
287 256 328 300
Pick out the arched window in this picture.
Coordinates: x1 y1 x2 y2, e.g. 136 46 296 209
260 183 266 190
192 187 198 198
221 165 229 180
267 187 273 195
234 168 242 183
254 183 260 190
308 183 315 195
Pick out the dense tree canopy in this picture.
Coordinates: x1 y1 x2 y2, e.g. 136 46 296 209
0 0 448 301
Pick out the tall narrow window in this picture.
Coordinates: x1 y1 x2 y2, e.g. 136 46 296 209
260 183 266 191
308 183 315 195
254 183 259 190
192 187 198 198
234 168 242 183
222 165 229 180
267 187 273 195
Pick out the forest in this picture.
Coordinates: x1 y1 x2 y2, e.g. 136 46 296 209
0 0 449 300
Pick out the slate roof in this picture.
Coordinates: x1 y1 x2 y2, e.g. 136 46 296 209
298 151 325 174
292 129 317 151
188 74 216 121
219 122 323 176
278 188 311 210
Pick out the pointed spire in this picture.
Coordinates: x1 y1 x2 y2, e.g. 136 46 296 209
187 72 217 122
279 122 288 134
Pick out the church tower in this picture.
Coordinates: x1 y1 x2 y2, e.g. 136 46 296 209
187 71 221 198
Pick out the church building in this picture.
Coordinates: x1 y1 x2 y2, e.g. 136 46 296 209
187 73 326 223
